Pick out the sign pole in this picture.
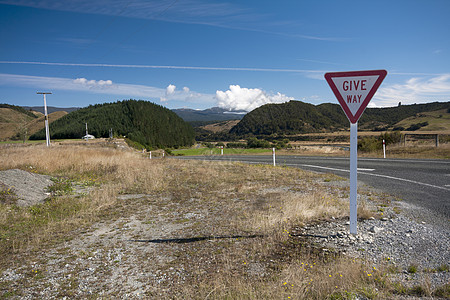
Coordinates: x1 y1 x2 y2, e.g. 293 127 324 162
324 69 387 236
349 122 358 234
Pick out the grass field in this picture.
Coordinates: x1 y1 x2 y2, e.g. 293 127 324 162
1 143 447 298
172 147 271 156
394 109 450 132
0 139 84 145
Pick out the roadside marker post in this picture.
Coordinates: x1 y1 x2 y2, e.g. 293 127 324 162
324 70 387 235
272 147 276 166
383 139 386 158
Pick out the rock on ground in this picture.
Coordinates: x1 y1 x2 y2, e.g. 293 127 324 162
0 169 53 206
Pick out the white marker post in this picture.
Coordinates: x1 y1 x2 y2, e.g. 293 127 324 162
383 139 386 158
272 147 276 166
325 70 387 235
37 92 52 147
220 146 224 155
149 151 152 159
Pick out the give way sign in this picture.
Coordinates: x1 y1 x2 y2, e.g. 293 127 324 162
324 70 387 123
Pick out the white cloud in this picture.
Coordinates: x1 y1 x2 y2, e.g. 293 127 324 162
161 84 176 101
166 84 176 95
74 77 113 88
374 74 450 107
215 85 293 112
0 73 217 106
0 73 164 99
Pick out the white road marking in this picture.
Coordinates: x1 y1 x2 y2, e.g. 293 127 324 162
357 168 375 171
293 156 450 164
287 163 450 192
200 158 450 192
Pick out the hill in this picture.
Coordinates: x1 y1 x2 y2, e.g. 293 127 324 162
27 111 68 136
391 108 450 132
172 107 245 122
0 104 66 141
29 100 195 149
22 106 80 114
0 106 36 140
200 120 240 133
230 100 450 136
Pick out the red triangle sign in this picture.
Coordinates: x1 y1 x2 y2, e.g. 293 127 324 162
324 70 387 123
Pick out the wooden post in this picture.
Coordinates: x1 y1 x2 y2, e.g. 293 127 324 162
436 134 439 147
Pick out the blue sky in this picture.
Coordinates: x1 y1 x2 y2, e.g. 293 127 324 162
0 0 449 111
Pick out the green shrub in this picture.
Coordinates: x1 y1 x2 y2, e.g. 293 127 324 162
407 264 418 274
358 132 403 152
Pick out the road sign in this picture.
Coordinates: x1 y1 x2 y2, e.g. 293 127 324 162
324 70 387 235
324 70 387 123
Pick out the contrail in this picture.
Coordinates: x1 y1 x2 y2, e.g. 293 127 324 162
1 61 446 76
0 60 324 73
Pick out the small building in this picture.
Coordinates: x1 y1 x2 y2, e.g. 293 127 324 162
82 134 95 140
82 123 95 140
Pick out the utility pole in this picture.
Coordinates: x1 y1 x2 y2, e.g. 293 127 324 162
37 92 52 147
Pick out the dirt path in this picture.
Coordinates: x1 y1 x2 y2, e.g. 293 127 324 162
2 192 196 297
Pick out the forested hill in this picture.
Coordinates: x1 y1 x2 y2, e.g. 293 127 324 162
230 100 450 136
30 100 195 149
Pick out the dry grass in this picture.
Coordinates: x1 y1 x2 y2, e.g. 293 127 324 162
0 143 167 258
0 143 393 298
0 109 66 141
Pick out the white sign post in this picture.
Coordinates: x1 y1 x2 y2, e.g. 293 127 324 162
272 147 276 166
325 70 387 234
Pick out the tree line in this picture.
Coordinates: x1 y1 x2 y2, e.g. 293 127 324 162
228 100 450 137
30 100 195 149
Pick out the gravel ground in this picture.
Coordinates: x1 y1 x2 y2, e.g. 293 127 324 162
0 169 52 206
292 190 450 290
0 169 448 298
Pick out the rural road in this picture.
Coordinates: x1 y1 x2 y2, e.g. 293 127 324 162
178 155 450 227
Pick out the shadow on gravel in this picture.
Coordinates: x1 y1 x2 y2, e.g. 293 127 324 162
129 234 264 244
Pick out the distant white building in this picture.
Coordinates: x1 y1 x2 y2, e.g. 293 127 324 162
82 123 95 140
82 134 95 140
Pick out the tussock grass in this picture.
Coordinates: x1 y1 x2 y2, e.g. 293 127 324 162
0 143 394 298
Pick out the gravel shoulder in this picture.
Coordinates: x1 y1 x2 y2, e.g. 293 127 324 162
296 193 450 289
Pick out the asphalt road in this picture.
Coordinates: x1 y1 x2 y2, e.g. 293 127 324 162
178 155 450 224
